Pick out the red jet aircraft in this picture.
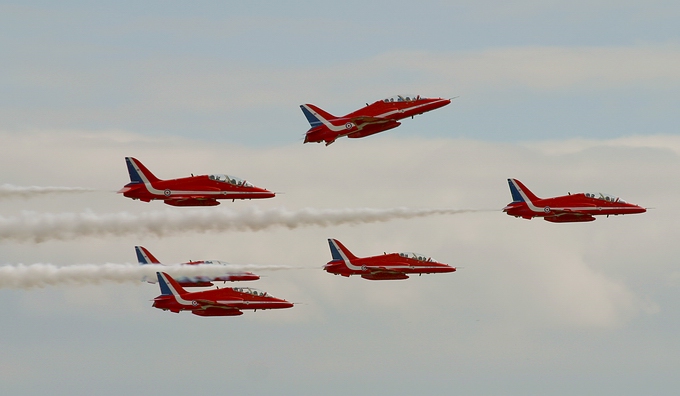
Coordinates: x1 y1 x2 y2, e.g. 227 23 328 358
324 239 456 280
136 246 259 287
300 94 451 145
152 272 294 317
503 178 647 223
118 157 275 206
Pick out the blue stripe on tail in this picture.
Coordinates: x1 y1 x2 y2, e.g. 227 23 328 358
508 179 525 203
327 239 344 261
125 157 144 184
136 246 149 264
300 105 323 128
156 272 173 296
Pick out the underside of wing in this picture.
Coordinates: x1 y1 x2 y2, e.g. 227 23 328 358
368 266 402 273
544 211 596 223
362 267 409 280
164 197 220 207
350 115 392 126
194 299 241 309
192 307 243 316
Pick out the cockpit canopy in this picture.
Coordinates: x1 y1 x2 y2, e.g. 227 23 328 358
398 252 439 263
584 192 625 203
208 174 253 187
383 94 421 103
233 287 269 297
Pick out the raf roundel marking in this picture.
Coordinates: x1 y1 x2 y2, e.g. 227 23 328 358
164 189 171 197
345 122 354 130
503 178 647 222
191 300 199 306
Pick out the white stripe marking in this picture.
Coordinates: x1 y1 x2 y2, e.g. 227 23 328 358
511 180 639 215
303 100 447 134
130 159 268 199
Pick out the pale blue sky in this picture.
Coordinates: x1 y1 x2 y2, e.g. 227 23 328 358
2 1 679 145
1 2 680 396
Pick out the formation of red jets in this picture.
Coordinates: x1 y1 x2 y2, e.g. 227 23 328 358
111 95 647 317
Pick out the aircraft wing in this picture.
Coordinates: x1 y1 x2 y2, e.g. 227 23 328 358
349 115 393 126
544 209 597 223
361 266 410 280
366 266 404 275
194 298 242 310
179 275 214 283
550 208 592 216
163 197 219 207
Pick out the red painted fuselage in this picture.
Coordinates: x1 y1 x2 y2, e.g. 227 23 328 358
136 245 259 287
324 239 455 280
152 272 293 317
119 157 275 206
503 179 646 223
301 95 451 145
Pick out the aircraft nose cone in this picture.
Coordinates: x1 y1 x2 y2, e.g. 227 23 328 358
432 98 451 108
258 188 276 198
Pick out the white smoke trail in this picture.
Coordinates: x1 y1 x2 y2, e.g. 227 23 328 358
0 184 97 199
0 207 490 243
0 263 297 289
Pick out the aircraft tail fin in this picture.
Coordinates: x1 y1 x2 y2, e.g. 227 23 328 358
507 178 540 203
328 239 359 262
300 104 337 128
156 272 189 297
135 246 161 265
125 157 161 184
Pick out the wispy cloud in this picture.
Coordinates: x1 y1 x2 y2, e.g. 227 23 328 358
0 207 488 243
0 263 296 289
0 184 96 200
